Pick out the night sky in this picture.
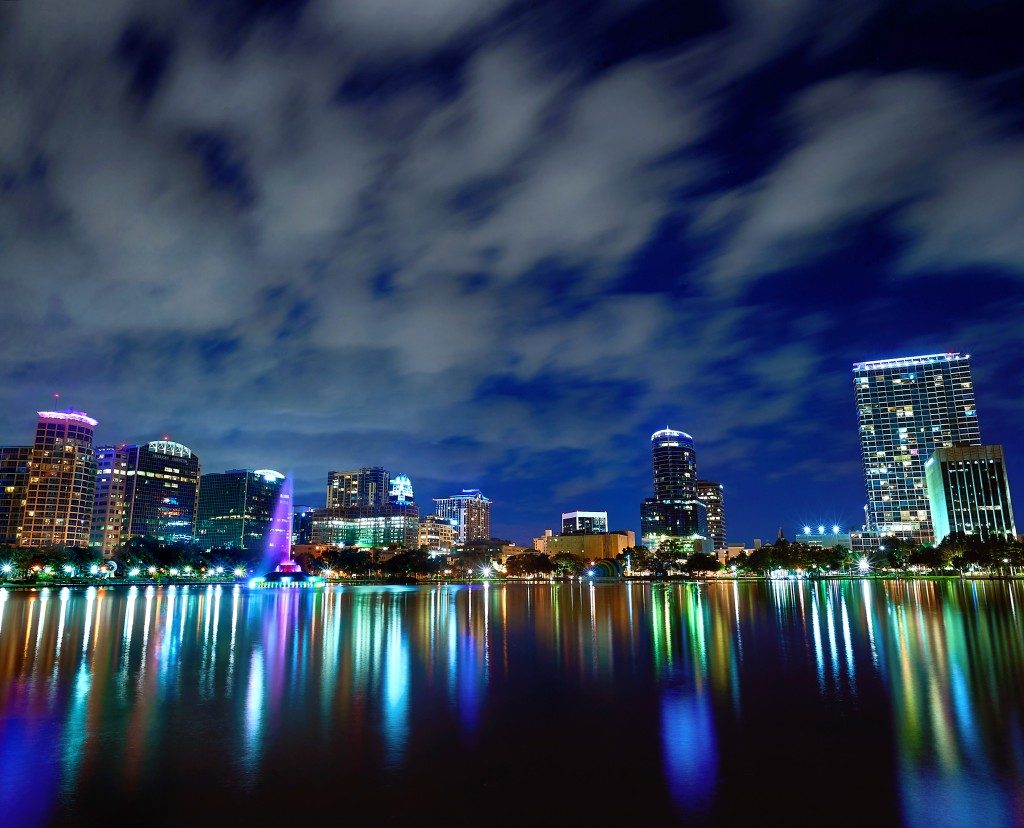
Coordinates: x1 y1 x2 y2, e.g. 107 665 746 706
1 0 1022 545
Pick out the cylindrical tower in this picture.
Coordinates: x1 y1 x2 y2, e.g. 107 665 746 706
651 429 697 502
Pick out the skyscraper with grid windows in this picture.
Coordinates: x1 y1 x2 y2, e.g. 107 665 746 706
853 352 980 545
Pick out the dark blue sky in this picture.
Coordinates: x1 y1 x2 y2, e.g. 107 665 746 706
1 0 1022 544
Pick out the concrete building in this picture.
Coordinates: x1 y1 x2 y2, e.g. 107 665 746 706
327 467 390 509
926 445 1016 543
532 529 635 558
21 410 98 548
434 489 491 543
419 515 457 551
0 446 31 545
695 480 726 550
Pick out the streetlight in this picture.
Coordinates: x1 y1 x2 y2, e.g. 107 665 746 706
233 567 245 578
858 557 870 574
1 563 12 575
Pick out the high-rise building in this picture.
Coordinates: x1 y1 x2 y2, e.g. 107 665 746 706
196 469 285 555
695 480 726 550
91 440 201 555
0 446 31 545
418 515 458 551
926 445 1016 543
434 489 491 544
640 429 708 550
292 504 316 546
561 511 609 534
854 353 980 544
20 410 98 548
327 467 389 509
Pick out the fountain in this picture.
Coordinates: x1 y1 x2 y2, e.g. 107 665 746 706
250 473 322 588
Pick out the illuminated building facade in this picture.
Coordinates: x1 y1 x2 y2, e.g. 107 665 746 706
561 511 608 534
854 352 980 544
310 503 420 548
327 467 389 509
0 446 31 545
434 489 491 543
90 440 201 555
926 445 1016 543
532 529 635 558
419 515 457 551
196 469 285 554
640 429 708 550
21 410 98 548
795 524 853 549
695 480 726 550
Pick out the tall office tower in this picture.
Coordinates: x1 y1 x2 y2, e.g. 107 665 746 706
561 511 609 534
292 505 316 545
0 446 31 545
196 469 285 555
91 445 131 554
21 410 98 548
327 467 390 509
90 440 201 555
433 489 491 544
854 352 980 544
640 429 708 550
926 445 1016 543
695 480 726 550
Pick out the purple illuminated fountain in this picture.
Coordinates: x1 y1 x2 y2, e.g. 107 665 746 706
253 473 320 587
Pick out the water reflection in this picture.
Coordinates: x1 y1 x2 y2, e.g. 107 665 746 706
0 581 1022 825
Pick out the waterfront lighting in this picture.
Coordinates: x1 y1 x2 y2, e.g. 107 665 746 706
215 566 224 574
588 569 595 577
858 557 870 573
63 565 74 575
129 568 140 577
89 564 99 575
148 566 157 574
183 566 192 574
803 526 811 535
832 525 841 534
170 568 180 576
1 563 11 574
482 566 492 577
233 567 245 578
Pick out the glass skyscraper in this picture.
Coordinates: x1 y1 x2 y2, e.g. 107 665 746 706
854 352 980 544
91 440 201 555
196 469 285 555
640 429 708 550
925 445 1016 543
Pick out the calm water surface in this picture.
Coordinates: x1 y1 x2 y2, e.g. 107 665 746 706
1 581 1022 826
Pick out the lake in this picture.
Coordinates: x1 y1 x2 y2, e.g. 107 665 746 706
1 580 1022 826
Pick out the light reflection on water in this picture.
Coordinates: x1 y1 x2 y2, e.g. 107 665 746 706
0 580 1022 825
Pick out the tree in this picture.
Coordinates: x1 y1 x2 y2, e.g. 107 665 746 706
550 553 585 577
683 553 722 576
505 553 554 577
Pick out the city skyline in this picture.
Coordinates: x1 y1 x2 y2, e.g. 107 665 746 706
4 346 1014 547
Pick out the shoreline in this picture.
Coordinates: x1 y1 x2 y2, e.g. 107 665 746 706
2 573 1023 590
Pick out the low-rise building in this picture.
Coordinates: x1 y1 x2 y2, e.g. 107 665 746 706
532 529 635 559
